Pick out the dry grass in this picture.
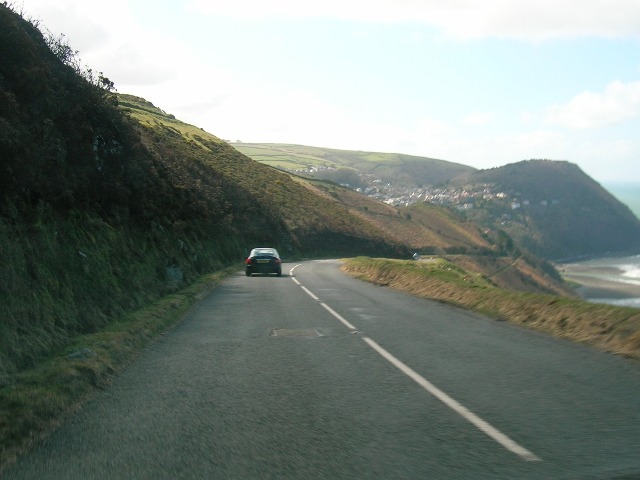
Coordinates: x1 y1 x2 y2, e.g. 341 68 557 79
342 257 640 361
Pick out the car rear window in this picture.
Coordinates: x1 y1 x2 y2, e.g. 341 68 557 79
253 248 277 256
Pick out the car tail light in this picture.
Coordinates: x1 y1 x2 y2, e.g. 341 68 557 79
275 258 281 265
245 258 252 265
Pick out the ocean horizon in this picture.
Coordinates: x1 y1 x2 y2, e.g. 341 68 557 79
604 182 640 220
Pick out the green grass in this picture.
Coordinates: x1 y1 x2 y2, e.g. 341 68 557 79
119 94 225 151
342 257 640 360
232 143 412 172
0 204 241 382
231 143 340 171
232 143 475 187
0 267 235 472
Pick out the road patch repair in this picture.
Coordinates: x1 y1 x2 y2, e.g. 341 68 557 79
270 328 322 338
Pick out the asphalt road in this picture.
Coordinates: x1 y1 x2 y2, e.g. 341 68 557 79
4 260 640 479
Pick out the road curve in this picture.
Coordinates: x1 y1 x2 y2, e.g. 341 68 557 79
4 260 640 479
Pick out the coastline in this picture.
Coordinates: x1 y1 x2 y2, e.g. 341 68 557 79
561 271 640 299
558 258 640 307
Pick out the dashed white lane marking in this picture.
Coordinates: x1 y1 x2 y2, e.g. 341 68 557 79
293 267 357 330
362 337 542 462
319 303 357 331
289 263 541 462
301 286 320 301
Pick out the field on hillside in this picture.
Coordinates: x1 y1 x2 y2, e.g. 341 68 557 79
230 144 336 170
232 142 475 187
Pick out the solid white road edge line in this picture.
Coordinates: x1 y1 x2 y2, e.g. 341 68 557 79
362 337 542 463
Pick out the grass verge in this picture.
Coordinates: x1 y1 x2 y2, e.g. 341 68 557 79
342 257 640 361
0 266 236 472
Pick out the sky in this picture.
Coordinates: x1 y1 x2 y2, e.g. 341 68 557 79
18 0 640 185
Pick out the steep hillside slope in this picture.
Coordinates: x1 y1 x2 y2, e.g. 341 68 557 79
280 175 571 297
304 180 490 251
118 94 408 258
451 160 640 259
0 5 406 379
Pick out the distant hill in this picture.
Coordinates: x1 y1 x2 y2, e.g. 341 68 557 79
450 160 640 259
236 144 640 260
233 143 475 188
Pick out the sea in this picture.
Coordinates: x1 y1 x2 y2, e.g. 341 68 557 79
560 255 640 308
605 182 640 221
558 183 640 308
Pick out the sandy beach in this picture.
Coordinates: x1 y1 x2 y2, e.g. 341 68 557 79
558 261 640 302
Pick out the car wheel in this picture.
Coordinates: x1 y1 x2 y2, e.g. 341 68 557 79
245 270 251 277
276 269 282 277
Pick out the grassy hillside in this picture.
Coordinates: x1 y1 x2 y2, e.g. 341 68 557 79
233 142 475 187
0 4 409 383
118 94 409 258
296 178 489 250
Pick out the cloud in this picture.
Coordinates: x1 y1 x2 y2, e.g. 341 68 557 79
463 112 494 126
24 0 224 90
98 46 177 87
545 80 640 129
23 0 132 52
187 86 459 157
186 0 640 40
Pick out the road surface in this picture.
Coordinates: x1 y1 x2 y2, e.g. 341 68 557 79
4 260 640 479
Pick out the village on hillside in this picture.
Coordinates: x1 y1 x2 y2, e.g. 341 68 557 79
290 164 552 213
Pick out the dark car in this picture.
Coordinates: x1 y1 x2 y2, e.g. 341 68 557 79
245 247 282 277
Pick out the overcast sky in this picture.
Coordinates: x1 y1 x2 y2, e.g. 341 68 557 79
20 0 640 184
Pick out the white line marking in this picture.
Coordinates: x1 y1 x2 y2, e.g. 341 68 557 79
362 337 542 462
301 286 320 301
289 264 302 276
287 262 539 462
290 264 356 331
290 265 302 285
320 303 357 331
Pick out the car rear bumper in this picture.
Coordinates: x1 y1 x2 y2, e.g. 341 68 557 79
246 265 281 275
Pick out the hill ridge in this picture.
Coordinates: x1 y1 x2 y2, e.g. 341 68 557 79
236 144 640 259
